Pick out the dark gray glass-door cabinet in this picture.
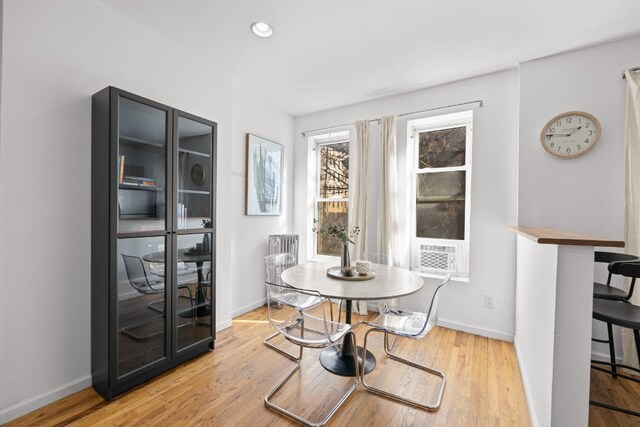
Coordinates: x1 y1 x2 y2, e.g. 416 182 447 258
92 87 216 400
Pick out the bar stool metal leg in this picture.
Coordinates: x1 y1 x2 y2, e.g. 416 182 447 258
607 323 617 378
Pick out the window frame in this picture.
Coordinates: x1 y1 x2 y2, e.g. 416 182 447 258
408 111 473 276
311 133 350 261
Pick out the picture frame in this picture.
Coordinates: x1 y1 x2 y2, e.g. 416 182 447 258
246 133 283 216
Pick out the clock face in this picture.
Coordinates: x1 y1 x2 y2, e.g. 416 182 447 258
540 111 601 159
190 164 206 186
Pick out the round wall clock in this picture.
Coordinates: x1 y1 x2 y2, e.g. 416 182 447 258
540 111 601 159
190 164 206 186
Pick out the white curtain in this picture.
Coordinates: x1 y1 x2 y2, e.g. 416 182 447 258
377 115 400 310
350 120 370 315
623 69 640 369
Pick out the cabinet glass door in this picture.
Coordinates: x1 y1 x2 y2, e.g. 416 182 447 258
116 236 168 378
176 116 212 230
117 96 168 233
176 233 213 351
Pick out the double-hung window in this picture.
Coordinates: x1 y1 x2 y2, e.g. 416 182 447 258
409 111 472 277
313 135 350 258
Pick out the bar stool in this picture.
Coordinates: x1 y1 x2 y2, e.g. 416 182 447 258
591 253 639 378
591 261 640 417
593 252 638 300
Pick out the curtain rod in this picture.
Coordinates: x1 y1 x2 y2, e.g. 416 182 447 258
622 67 640 79
300 99 483 137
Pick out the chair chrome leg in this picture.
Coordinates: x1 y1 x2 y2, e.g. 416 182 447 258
121 313 165 341
264 331 302 362
264 333 357 427
384 331 397 353
147 300 164 313
361 328 446 411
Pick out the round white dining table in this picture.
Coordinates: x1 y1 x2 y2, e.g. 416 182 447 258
281 261 424 377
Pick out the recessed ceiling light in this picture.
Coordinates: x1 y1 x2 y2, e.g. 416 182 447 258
250 21 273 38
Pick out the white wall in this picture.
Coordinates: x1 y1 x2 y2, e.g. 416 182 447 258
518 36 640 236
0 0 237 421
518 35 640 360
230 80 294 317
294 69 519 340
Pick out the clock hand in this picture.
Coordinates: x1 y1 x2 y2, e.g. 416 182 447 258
569 126 582 136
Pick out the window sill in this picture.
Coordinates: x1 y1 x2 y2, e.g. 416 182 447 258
411 269 469 283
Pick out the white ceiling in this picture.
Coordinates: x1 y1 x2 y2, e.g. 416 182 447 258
101 0 640 116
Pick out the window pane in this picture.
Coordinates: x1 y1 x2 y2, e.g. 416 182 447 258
176 233 212 351
117 236 167 378
416 171 466 240
177 116 213 229
319 142 349 198
418 126 466 169
316 201 348 256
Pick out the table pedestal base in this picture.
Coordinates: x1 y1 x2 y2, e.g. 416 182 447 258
319 345 376 377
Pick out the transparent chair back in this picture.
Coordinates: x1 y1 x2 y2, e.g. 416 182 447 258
121 254 163 294
265 281 349 348
379 275 450 338
423 278 447 336
146 242 165 276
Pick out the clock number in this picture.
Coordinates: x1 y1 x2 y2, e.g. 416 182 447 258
557 147 561 152
566 117 573 123
578 118 582 124
557 121 562 126
585 123 590 128
577 145 582 150
550 142 555 148
566 148 571 154
550 127 555 133
588 130 592 136
585 139 589 143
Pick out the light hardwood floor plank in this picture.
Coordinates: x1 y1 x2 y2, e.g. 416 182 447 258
6 305 535 427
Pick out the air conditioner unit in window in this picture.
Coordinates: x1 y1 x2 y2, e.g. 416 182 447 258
418 244 464 273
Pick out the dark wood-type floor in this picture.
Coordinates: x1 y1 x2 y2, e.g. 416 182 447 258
5 305 639 426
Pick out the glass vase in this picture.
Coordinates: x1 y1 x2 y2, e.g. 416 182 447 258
341 243 353 276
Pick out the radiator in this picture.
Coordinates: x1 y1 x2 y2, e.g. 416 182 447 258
267 234 299 307
268 234 299 270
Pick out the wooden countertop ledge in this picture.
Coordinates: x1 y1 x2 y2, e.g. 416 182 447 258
509 226 624 247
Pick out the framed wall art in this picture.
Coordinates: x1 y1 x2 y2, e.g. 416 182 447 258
246 133 283 216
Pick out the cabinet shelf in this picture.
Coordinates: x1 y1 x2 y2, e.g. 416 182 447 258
120 135 165 148
178 189 210 195
179 148 210 158
120 184 164 192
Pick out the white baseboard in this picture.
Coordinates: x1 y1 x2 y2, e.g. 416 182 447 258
436 318 514 342
591 350 622 363
514 339 538 427
231 298 267 319
216 319 233 331
0 375 92 424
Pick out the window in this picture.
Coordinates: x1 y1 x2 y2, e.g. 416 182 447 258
409 111 472 276
313 135 349 258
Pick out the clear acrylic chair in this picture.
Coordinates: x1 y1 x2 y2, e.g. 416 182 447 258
120 254 193 340
360 274 451 411
264 280 357 427
263 253 325 361
146 242 197 279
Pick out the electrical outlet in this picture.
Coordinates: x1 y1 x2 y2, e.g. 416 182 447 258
484 294 494 309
